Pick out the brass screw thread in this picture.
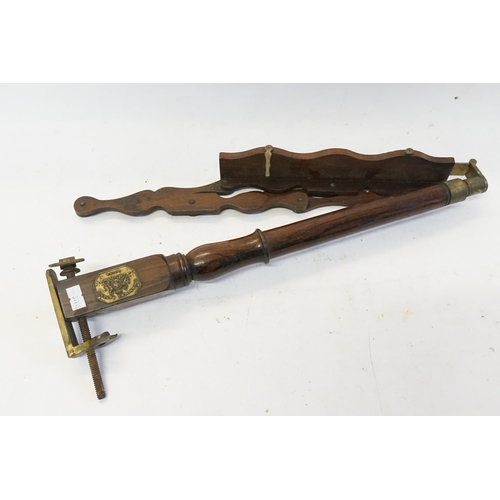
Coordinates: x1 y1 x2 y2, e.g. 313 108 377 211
78 316 106 400
52 257 107 401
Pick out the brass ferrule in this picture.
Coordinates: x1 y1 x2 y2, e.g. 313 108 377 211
445 179 470 204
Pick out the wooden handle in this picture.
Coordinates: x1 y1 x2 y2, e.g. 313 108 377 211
170 184 451 284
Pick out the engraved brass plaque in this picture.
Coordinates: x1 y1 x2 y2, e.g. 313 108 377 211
94 266 141 304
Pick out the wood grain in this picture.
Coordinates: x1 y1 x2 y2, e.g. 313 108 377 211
168 184 451 284
57 255 171 319
220 147 455 195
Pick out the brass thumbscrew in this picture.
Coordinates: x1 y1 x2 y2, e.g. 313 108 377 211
49 257 107 400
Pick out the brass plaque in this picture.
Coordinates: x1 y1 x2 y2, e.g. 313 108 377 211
94 266 141 304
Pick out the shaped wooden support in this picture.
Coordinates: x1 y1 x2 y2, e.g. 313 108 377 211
74 147 458 217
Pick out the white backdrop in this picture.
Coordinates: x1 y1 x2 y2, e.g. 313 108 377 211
1 83 499 415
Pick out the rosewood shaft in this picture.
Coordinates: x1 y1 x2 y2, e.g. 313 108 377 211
175 184 450 283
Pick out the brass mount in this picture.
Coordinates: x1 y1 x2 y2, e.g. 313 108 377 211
447 159 488 203
47 257 118 399
47 257 118 358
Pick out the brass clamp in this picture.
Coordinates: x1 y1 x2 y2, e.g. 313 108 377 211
47 257 118 399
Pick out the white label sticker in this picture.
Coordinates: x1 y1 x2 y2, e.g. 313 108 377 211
66 285 86 311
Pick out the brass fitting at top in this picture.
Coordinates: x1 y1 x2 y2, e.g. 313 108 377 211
446 159 488 204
